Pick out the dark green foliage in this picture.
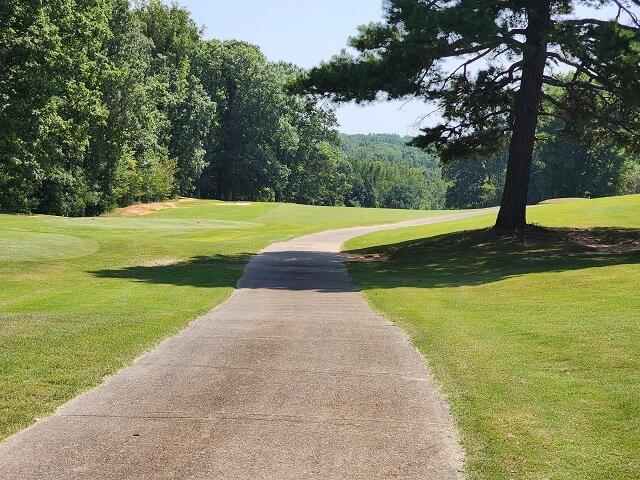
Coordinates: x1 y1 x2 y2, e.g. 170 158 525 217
197 43 294 201
339 134 440 170
298 0 640 227
193 44 356 206
0 0 355 214
88 0 176 213
1 0 110 215
341 134 447 210
443 155 506 209
2 0 636 216
529 120 629 203
167 76 213 196
444 121 633 208
0 0 180 215
135 0 213 197
622 159 640 194
282 96 351 206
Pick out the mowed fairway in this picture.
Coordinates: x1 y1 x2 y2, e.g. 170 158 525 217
0 200 444 440
344 195 640 479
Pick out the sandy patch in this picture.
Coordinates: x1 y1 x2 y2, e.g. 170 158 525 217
539 197 587 204
139 258 182 267
115 198 196 216
561 228 640 254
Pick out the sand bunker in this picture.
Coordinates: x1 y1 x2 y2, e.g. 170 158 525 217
539 197 587 204
115 198 196 216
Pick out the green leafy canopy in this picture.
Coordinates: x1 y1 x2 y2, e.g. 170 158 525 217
299 0 640 161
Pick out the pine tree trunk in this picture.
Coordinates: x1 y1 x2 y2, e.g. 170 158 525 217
495 3 551 229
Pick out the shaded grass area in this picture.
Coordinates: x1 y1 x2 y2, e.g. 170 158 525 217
92 254 252 288
0 201 443 439
344 195 640 479
348 225 640 288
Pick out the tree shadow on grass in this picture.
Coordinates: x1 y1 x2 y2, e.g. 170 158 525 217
345 227 640 289
90 254 254 288
89 251 357 292
89 228 640 292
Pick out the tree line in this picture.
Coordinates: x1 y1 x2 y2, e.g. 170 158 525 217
299 0 640 228
0 0 454 215
0 1 346 215
343 130 639 210
444 117 640 209
339 134 447 210
2 1 639 218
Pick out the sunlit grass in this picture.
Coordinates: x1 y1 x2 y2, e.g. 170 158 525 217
0 200 443 440
344 195 640 479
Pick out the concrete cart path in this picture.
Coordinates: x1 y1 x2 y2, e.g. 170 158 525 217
0 210 489 480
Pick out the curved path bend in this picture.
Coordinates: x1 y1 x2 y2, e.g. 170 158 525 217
0 210 488 480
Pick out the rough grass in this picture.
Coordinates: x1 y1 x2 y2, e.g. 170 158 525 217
0 201 444 440
344 195 640 479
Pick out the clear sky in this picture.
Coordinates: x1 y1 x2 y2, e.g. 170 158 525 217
175 0 619 135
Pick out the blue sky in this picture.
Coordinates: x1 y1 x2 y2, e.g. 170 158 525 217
175 1 619 135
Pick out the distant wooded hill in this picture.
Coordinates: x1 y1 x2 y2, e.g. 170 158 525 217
338 134 447 210
340 132 640 210
339 134 439 170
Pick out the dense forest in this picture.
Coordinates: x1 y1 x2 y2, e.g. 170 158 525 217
1 0 348 215
347 131 639 210
339 134 447 210
444 118 640 209
1 0 638 216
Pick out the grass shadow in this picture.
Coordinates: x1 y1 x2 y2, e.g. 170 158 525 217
90 227 640 291
345 226 640 289
90 251 357 292
91 254 253 288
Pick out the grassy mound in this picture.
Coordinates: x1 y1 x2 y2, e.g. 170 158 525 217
344 195 640 479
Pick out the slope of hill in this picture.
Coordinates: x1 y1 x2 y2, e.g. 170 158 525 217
344 195 640 479
338 134 447 210
339 133 440 170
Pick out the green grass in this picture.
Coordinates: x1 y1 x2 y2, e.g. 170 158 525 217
0 200 444 440
344 194 640 479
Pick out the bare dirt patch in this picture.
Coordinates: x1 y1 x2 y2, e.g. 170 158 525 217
481 225 640 255
114 198 196 216
345 225 640 269
139 258 182 267
346 252 391 263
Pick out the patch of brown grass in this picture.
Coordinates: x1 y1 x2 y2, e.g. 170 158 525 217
538 197 587 204
138 258 181 267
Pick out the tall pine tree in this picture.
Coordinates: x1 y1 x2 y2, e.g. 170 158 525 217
299 0 640 228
